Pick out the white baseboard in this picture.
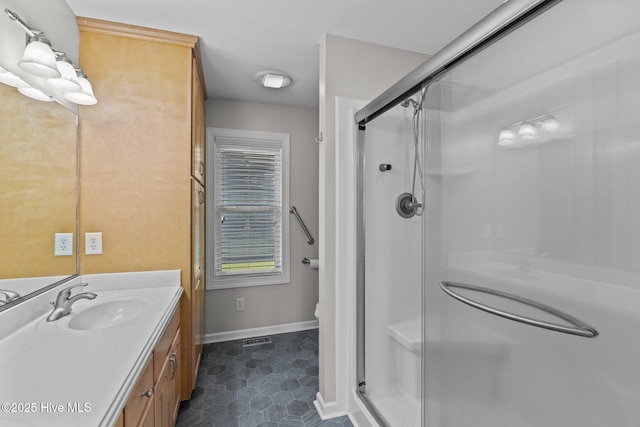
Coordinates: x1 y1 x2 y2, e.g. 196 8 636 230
204 319 319 344
313 392 349 420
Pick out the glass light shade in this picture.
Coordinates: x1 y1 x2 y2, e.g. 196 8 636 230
538 116 559 133
0 66 29 88
497 128 518 147
63 77 97 105
18 40 61 79
47 59 81 92
518 122 537 139
498 128 515 141
263 74 284 88
18 86 54 102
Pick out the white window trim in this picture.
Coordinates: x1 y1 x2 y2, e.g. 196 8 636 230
206 127 290 290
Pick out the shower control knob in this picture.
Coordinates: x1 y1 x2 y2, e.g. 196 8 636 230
379 163 392 172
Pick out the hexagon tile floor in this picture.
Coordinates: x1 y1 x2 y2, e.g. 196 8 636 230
176 329 353 427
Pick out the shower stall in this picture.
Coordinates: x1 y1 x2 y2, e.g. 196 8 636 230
353 0 640 425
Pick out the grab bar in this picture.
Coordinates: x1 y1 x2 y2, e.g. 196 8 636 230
439 281 598 338
290 205 314 245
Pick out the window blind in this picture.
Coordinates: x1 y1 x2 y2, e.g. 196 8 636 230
214 145 283 277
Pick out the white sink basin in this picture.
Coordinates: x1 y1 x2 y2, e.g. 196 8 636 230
37 295 150 335
67 298 148 331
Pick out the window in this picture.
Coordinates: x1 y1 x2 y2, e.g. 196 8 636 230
207 128 290 289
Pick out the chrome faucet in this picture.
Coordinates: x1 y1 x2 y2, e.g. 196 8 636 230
46 283 97 322
0 289 20 306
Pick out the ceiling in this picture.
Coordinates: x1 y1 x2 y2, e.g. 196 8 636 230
64 0 503 108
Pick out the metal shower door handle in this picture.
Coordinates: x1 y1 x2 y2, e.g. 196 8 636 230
439 281 598 338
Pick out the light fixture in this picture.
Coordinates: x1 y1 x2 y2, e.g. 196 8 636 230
18 86 53 102
497 128 520 147
3 8 98 106
0 65 29 88
63 69 97 105
256 71 292 89
538 116 559 133
497 114 565 148
517 122 537 139
47 52 81 92
18 35 61 79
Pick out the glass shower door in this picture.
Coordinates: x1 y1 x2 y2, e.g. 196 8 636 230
423 0 640 426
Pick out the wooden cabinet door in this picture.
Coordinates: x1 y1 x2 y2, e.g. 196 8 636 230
124 357 154 427
192 180 204 286
193 275 204 379
191 57 205 185
154 327 181 427
154 365 168 427
191 179 205 382
169 329 181 424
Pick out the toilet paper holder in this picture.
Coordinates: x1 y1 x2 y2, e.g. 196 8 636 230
301 257 319 268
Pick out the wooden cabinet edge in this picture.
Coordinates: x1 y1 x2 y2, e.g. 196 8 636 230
76 15 207 94
77 17 198 48
115 412 124 427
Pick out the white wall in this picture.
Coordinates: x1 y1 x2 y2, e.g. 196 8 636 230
318 33 428 410
204 99 319 336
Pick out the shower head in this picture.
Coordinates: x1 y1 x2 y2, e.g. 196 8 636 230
402 86 428 110
401 98 418 108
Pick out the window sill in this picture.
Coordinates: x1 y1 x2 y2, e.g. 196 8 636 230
207 274 291 290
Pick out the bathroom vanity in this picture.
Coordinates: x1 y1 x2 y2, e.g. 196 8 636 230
0 270 183 427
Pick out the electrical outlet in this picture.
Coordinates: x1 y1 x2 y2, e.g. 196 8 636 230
85 232 103 255
54 233 73 256
236 297 245 312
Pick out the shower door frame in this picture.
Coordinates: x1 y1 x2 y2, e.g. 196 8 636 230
355 122 387 425
353 0 564 425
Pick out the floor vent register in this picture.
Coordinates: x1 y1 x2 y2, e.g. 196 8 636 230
242 336 273 347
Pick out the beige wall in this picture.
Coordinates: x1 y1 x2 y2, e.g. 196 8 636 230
0 0 81 281
204 99 319 334
0 84 77 279
78 29 193 279
318 34 428 404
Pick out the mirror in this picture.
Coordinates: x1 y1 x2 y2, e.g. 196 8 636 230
0 0 79 310
0 83 78 302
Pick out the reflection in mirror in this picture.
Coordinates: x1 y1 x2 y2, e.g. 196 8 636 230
0 81 77 306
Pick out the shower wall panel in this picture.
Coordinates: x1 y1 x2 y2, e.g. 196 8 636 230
362 104 422 426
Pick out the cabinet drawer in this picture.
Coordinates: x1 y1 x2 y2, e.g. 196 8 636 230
154 305 180 384
124 356 154 427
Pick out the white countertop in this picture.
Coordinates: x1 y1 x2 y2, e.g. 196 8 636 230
0 276 69 300
0 270 183 427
